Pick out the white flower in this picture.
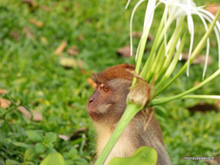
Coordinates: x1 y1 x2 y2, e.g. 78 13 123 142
160 0 220 78
165 0 196 21
127 0 220 78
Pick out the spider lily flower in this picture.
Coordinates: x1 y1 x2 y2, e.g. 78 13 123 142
127 0 220 78
160 0 220 78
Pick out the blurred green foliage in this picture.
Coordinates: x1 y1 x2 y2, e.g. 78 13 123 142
0 0 219 164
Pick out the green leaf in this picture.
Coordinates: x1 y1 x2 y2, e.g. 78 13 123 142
26 130 44 142
5 159 21 165
12 142 30 148
47 146 57 154
109 146 157 165
74 158 89 164
24 147 38 161
35 143 45 154
44 132 57 143
40 153 65 165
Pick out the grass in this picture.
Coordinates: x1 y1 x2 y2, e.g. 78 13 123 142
0 0 219 164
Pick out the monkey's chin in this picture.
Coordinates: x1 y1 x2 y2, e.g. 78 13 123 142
88 111 101 121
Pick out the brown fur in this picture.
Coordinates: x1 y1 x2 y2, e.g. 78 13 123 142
93 63 135 82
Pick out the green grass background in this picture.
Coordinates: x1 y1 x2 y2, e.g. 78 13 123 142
0 0 220 164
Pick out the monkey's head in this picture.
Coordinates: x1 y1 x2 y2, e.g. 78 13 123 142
87 64 135 124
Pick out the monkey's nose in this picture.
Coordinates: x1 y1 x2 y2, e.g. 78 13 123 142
89 97 93 103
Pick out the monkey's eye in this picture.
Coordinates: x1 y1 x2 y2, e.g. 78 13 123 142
103 86 109 92
100 83 109 92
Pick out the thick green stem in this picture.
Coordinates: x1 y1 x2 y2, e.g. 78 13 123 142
151 69 220 105
155 9 220 96
95 103 142 165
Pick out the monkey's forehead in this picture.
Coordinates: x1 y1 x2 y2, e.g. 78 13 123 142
92 63 135 82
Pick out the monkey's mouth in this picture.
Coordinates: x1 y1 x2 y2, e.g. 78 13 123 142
88 111 101 120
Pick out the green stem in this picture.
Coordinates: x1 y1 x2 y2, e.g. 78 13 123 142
156 33 186 89
140 13 171 78
95 103 142 165
144 18 173 81
155 9 220 96
154 20 184 82
152 43 166 80
131 28 150 88
182 95 220 99
135 28 150 74
161 20 184 70
151 69 220 105
146 42 166 82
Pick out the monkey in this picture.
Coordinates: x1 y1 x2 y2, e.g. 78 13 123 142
87 63 171 165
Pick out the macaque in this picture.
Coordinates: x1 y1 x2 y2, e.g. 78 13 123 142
87 63 171 165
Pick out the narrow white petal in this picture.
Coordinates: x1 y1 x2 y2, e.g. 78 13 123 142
125 0 131 9
164 5 168 57
130 0 146 56
203 38 210 79
186 14 194 77
177 39 183 61
144 0 156 29
191 8 210 78
198 8 220 68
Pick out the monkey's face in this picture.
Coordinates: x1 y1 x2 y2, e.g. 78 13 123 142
87 78 131 123
87 64 135 123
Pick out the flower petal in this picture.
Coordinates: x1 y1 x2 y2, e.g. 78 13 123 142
186 15 194 76
129 0 146 56
144 0 156 29
198 8 220 69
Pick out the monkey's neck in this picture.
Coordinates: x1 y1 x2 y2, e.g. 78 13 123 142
94 122 137 164
94 122 116 155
